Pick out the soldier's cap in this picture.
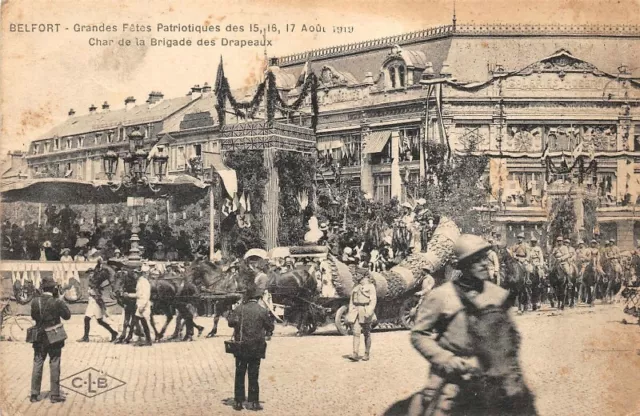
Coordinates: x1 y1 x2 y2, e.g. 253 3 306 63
590 239 598 244
454 234 492 264
577 240 585 245
556 236 564 241
517 233 525 238
530 237 538 242
609 239 615 243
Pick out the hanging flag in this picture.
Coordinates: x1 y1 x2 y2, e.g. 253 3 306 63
239 192 248 212
232 192 239 212
540 142 550 161
222 198 234 218
572 140 584 160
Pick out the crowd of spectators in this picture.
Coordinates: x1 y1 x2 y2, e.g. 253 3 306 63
1 204 201 262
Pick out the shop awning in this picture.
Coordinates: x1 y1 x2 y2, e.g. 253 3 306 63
203 151 237 197
363 131 391 154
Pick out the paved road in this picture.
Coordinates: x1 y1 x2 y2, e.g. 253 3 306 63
1 304 639 416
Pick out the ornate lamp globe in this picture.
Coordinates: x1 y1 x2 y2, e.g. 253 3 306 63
129 128 145 149
102 150 119 181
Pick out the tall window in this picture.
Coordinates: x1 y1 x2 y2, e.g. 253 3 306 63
399 127 420 161
66 138 72 149
634 124 640 152
194 143 202 156
177 146 186 169
78 136 84 147
374 175 392 203
389 67 396 89
33 144 39 154
54 138 60 151
398 66 405 87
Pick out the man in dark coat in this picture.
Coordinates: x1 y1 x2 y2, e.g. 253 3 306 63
30 276 71 403
227 279 275 411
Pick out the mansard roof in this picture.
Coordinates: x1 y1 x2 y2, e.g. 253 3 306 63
36 96 194 141
275 23 640 85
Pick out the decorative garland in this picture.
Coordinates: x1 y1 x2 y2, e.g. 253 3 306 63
273 72 319 131
215 58 320 131
274 151 316 246
544 155 597 184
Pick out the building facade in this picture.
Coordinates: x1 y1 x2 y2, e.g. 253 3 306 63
14 22 640 249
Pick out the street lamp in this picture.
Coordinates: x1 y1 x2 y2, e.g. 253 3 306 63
152 148 169 181
103 150 119 181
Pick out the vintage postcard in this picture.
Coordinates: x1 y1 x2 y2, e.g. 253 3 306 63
1 0 639 415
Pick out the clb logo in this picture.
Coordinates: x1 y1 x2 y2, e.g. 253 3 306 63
61 367 126 398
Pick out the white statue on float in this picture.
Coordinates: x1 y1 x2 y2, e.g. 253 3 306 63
304 216 324 244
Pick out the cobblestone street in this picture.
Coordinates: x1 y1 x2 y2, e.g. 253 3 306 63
1 304 639 416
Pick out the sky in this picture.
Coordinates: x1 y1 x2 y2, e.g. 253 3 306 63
1 0 639 155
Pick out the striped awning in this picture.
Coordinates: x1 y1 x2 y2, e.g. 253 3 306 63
363 131 391 154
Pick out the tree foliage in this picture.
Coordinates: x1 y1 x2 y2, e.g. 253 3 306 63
274 151 316 246
414 142 491 234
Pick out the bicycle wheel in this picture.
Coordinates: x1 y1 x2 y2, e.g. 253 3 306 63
8 317 34 342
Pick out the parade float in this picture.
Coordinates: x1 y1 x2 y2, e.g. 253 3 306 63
266 215 461 335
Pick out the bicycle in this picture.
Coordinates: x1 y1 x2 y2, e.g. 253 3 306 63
0 300 34 342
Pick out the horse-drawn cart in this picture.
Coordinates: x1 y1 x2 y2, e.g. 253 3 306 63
269 216 461 335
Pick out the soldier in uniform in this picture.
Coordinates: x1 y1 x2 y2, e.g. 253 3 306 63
564 238 577 270
528 237 545 280
552 237 573 276
510 233 529 263
346 272 377 362
575 240 591 304
410 234 525 414
486 238 501 286
607 239 623 278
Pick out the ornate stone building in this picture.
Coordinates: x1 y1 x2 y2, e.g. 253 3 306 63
15 22 640 248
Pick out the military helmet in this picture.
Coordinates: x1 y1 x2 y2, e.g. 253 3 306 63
590 239 598 244
454 234 492 264
530 236 538 242
517 232 525 239
577 239 585 245
609 239 615 244
556 236 563 242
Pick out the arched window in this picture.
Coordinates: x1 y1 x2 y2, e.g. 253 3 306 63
398 66 405 87
389 67 396 88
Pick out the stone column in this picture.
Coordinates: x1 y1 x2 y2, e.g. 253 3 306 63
390 131 402 200
262 147 279 250
360 127 374 198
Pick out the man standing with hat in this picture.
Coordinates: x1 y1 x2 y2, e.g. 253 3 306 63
227 271 275 411
410 234 529 414
529 237 545 279
346 271 377 362
125 262 153 346
30 276 71 403
486 237 501 286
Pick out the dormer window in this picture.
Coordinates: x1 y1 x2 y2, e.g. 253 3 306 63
386 62 407 89
95 134 100 145
54 138 60 151
33 144 39 154
66 138 72 149
78 136 84 147
107 131 114 143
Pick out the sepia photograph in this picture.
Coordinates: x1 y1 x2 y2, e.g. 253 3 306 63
1 0 639 414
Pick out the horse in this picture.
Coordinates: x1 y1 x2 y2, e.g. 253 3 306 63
501 250 531 313
111 263 202 342
578 259 598 306
600 257 621 304
547 258 577 310
383 290 537 416
187 259 245 338
266 262 319 335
